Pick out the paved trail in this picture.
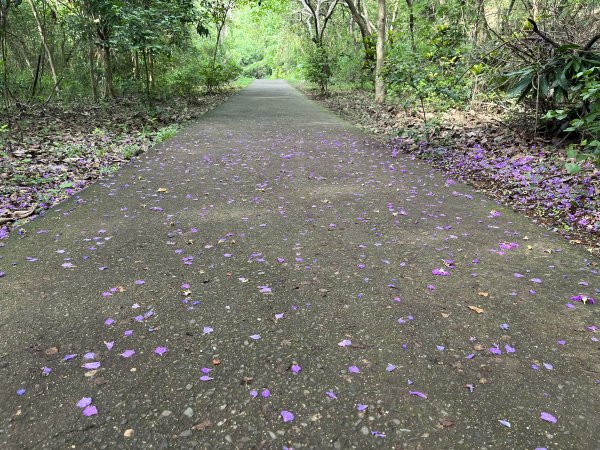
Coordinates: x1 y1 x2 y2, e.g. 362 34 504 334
1 80 599 449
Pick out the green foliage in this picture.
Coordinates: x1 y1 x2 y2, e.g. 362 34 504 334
386 18 471 112
303 47 335 93
153 125 180 144
199 58 242 93
546 66 600 169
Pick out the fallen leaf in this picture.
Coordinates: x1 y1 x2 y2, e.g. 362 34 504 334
478 291 489 297
192 420 213 431
468 305 484 314
124 429 134 438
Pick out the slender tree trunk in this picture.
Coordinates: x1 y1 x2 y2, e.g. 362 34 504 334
0 9 10 110
101 43 113 98
27 0 58 89
31 46 43 98
362 0 372 34
406 0 416 53
344 0 373 68
88 43 97 101
142 48 150 100
375 0 386 103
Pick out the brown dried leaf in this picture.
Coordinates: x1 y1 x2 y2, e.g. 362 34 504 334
467 305 484 314
192 420 212 431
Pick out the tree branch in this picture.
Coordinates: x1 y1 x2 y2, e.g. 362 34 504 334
584 32 600 50
527 18 559 48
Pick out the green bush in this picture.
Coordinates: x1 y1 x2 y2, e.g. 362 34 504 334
303 47 335 94
199 59 242 93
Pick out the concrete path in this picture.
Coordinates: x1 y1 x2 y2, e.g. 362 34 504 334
1 80 599 449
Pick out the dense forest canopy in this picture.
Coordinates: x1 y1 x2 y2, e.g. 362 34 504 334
0 0 598 165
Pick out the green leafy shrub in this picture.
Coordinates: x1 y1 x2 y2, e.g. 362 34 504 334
303 47 335 94
199 59 242 93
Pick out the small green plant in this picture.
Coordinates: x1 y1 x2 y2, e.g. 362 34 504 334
121 144 142 159
153 125 180 144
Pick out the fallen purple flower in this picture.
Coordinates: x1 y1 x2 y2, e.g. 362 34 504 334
498 419 511 428
489 346 502 355
261 389 271 398
82 405 98 417
77 397 92 408
386 363 397 372
16 388 25 396
540 412 557 424
249 334 261 340
281 410 294 422
348 365 361 373
83 362 101 370
120 350 135 358
291 364 302 373
409 391 427 399
356 404 368 411
200 375 213 381
325 390 337 399
505 344 516 354
154 346 168 356
250 390 258 398
432 268 450 276
63 354 77 361
338 339 352 347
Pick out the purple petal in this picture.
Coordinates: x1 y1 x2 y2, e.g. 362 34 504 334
386 363 397 372
63 354 77 361
200 375 213 381
250 390 258 398
16 388 26 396
338 339 352 347
261 389 271 398
82 405 98 417
498 419 511 428
83 362 101 370
505 344 516 354
104 318 115 326
356 404 368 411
249 334 261 340
105 341 114 350
348 365 360 373
120 350 135 358
77 397 92 408
409 391 427 399
540 412 557 424
281 410 294 422
291 364 302 373
154 346 168 356
543 362 554 370
489 346 502 355
203 326 214 334
325 390 337 399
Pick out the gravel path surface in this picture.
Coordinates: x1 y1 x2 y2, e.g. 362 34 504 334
1 80 599 449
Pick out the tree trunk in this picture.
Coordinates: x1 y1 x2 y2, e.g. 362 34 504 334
362 0 372 34
406 0 416 53
142 48 150 100
27 0 58 89
344 0 373 68
375 0 386 103
88 44 98 101
101 43 113 98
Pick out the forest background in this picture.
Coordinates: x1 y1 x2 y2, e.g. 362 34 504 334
0 0 599 252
